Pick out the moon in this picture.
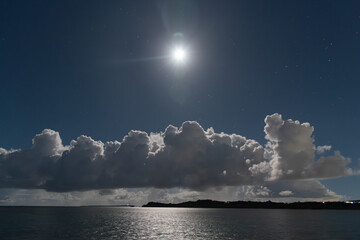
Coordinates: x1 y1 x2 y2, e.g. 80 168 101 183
172 47 187 63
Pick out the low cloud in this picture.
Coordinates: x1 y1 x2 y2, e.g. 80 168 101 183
279 190 293 197
316 145 332 154
0 114 356 192
0 179 343 206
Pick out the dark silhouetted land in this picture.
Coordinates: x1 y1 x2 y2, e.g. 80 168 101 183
143 200 360 210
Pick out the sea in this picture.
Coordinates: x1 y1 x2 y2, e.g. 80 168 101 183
0 207 359 240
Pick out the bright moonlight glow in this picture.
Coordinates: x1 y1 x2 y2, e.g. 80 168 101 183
172 47 187 63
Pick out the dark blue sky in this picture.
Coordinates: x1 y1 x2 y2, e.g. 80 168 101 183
1 0 360 199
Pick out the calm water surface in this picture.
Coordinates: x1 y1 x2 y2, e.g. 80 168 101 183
0 207 359 239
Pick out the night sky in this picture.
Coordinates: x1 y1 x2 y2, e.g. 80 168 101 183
1 0 360 205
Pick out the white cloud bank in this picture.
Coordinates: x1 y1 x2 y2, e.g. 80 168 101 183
0 114 356 195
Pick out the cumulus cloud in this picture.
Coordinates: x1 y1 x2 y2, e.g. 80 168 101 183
279 190 293 196
0 114 356 192
238 180 342 202
252 113 354 180
316 145 332 154
242 186 271 198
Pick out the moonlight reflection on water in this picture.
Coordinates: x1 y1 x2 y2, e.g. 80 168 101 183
0 207 359 240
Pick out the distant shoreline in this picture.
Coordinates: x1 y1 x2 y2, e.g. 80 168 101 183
1 200 359 209
142 199 360 210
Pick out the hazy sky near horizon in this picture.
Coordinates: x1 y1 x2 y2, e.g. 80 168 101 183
1 0 360 205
